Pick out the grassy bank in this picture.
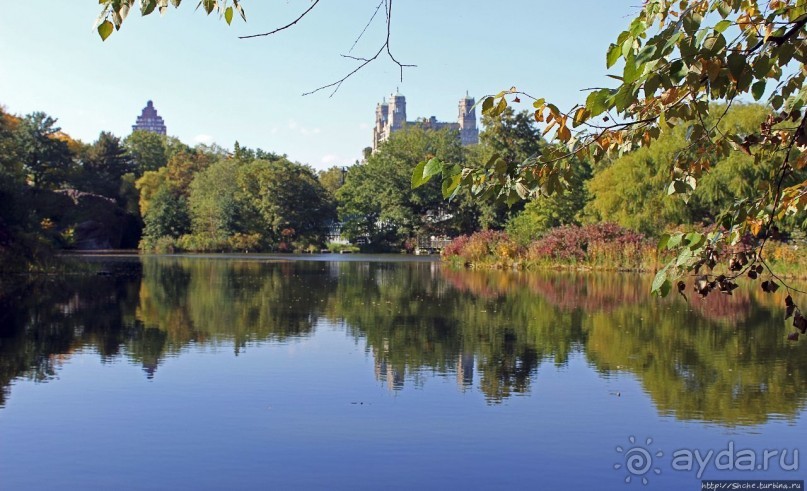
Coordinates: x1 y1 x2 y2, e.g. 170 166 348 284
442 224 807 280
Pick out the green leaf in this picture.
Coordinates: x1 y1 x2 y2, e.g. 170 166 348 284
494 157 507 176
621 37 634 58
644 74 660 97
651 268 671 297
668 180 684 195
657 233 671 252
751 80 766 100
202 0 216 15
224 6 233 25
714 19 731 33
703 33 726 55
442 174 461 199
490 98 507 118
607 43 621 68
753 55 772 78
670 60 687 82
586 89 611 117
411 160 428 189
97 19 114 40
613 85 634 112
141 0 158 15
666 233 684 249
675 248 694 267
423 158 442 178
505 188 520 206
623 54 640 84
683 14 699 35
635 44 657 64
481 97 494 115
727 52 745 80
685 232 705 250
661 31 682 56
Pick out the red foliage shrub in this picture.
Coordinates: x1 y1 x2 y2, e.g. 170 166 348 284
528 223 646 263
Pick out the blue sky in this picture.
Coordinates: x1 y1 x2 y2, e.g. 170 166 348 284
0 1 639 170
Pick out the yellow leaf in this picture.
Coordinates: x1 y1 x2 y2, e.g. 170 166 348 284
558 123 571 142
737 13 753 32
542 119 557 136
749 218 763 237
534 109 544 123
573 107 589 127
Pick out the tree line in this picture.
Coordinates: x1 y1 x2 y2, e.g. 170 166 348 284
1 101 805 270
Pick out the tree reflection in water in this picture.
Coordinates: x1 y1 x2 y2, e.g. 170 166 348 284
0 256 804 425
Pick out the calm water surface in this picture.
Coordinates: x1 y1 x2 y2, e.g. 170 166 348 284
0 255 805 490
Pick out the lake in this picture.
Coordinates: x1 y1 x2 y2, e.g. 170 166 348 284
1 255 805 490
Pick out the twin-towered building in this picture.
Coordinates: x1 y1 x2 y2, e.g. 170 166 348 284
372 91 478 152
132 95 477 155
132 100 167 135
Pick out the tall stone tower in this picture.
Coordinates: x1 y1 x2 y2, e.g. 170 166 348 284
388 90 407 131
372 99 390 152
372 90 407 152
132 100 167 135
458 93 478 146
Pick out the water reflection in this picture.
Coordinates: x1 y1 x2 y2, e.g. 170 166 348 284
0 256 805 425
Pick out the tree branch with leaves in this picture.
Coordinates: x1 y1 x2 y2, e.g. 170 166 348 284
414 0 807 339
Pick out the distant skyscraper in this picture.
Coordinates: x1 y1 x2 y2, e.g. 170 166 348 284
132 100 167 135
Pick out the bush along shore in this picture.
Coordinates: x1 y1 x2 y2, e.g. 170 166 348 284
441 223 807 280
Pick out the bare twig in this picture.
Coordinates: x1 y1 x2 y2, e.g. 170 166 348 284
348 0 384 54
240 0 321 39
239 0 414 96
303 0 415 97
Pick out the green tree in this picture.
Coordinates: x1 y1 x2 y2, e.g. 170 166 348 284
584 126 693 235
124 130 168 177
338 126 469 249
318 166 346 200
507 152 592 245
14 112 73 189
470 108 545 229
188 159 249 240
238 158 334 248
142 185 190 242
78 132 134 199
582 104 798 236
0 108 35 270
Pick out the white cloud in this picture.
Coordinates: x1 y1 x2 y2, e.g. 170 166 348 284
194 134 214 144
287 119 320 135
358 122 370 130
321 154 340 165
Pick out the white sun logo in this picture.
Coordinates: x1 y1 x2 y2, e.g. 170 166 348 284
614 436 664 485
